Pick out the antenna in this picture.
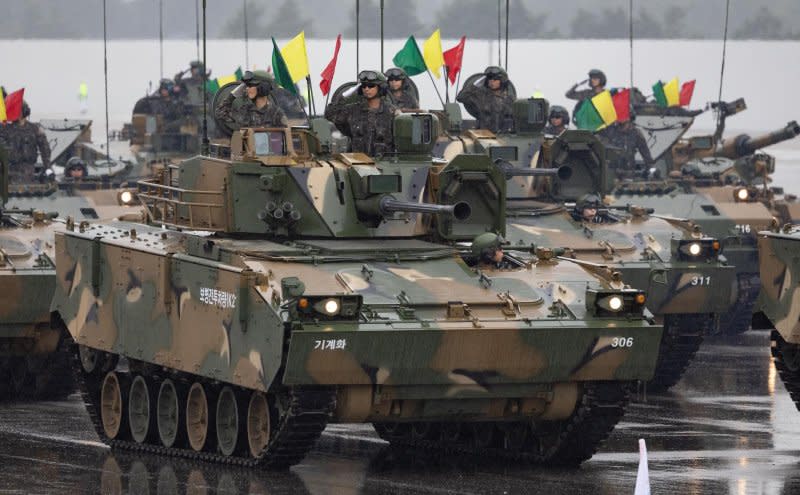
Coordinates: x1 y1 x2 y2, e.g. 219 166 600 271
195 0 200 61
380 0 384 72
497 0 501 66
629 0 634 90
243 0 250 69
355 0 360 77
201 0 209 155
716 0 731 134
504 0 509 70
158 0 164 80
102 0 111 165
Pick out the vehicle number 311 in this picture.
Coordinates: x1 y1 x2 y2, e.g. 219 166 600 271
611 337 634 348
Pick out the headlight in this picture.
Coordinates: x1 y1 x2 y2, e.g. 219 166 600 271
117 189 137 205
296 295 362 321
672 238 721 261
586 289 647 317
735 188 749 201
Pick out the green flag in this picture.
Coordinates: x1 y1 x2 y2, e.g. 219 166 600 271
392 36 427 76
235 67 244 80
574 99 604 130
271 37 297 94
652 81 668 107
205 79 220 94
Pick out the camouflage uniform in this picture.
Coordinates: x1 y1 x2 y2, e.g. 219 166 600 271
1 121 50 183
215 94 288 130
456 85 514 133
597 123 654 168
327 98 397 157
543 124 565 136
388 87 418 110
565 86 596 102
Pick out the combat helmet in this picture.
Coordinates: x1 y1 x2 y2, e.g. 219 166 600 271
241 70 275 98
588 69 607 87
549 105 569 123
483 66 509 87
357 70 388 96
576 193 604 210
384 67 408 81
470 232 505 259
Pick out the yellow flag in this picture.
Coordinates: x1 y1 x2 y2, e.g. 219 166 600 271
591 90 618 126
217 73 238 87
422 29 444 78
0 96 6 122
281 31 310 83
663 77 680 107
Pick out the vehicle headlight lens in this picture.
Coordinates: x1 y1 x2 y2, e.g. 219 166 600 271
673 238 721 261
688 243 702 256
117 189 136 205
736 188 749 201
608 296 623 311
323 298 340 315
588 290 647 317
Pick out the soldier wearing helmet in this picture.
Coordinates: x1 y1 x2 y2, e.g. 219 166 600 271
544 106 570 136
1 101 51 183
456 66 515 133
384 68 418 110
596 116 654 174
566 69 607 102
64 156 88 180
572 193 617 224
325 70 398 157
470 232 508 268
215 70 288 130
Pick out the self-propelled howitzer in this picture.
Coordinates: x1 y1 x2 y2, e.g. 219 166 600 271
51 114 662 467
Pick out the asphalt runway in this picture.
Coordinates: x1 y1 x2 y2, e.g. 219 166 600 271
0 330 798 494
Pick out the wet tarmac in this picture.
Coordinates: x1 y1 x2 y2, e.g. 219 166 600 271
0 330 798 495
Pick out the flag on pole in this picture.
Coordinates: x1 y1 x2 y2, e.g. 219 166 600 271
0 94 6 122
320 34 342 96
575 89 632 130
271 37 297 94
392 36 427 77
575 99 604 130
4 88 25 122
214 67 244 89
662 77 680 106
443 36 466 85
422 29 445 78
652 81 668 107
591 90 617 127
281 31 310 83
679 80 696 106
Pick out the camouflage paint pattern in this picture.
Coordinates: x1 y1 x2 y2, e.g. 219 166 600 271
757 227 800 344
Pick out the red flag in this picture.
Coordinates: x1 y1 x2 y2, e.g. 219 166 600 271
679 80 695 106
319 34 342 97
4 88 24 122
443 36 466 85
612 88 630 122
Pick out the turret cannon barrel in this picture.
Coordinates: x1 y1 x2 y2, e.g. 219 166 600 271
717 121 800 159
356 195 472 220
495 160 574 181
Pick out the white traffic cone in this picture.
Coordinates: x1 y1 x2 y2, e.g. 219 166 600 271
634 438 651 495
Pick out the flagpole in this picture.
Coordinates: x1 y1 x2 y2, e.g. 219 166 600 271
455 68 462 97
445 67 449 103
425 69 445 110
306 76 317 117
380 0 384 72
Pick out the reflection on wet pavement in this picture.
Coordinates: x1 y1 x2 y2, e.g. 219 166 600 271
0 330 799 494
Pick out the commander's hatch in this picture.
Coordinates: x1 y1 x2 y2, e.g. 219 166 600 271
230 127 320 166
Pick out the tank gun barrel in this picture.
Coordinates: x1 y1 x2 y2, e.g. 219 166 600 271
356 195 472 220
717 121 800 159
495 160 573 181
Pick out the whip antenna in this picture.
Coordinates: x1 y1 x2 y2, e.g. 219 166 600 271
201 0 209 155
716 0 731 133
102 0 111 165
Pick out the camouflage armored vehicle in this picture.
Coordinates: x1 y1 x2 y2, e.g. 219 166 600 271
0 142 142 401
437 98 735 391
51 114 662 467
756 225 800 410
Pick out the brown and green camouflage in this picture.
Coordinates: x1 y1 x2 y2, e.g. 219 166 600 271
50 118 662 467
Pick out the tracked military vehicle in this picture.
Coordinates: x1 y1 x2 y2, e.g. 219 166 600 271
612 99 798 334
52 113 662 467
437 98 735 391
756 225 800 410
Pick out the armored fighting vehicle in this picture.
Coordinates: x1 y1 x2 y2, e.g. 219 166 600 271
436 98 735 391
756 225 800 410
608 99 796 334
0 142 142 401
51 114 662 467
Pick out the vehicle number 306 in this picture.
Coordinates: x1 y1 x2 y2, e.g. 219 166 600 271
611 337 634 348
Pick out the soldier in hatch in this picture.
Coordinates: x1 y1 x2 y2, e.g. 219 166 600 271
384 68 419 110
471 232 508 269
544 105 569 136
1 102 50 183
597 117 654 172
325 70 397 157
456 66 514 133
571 193 618 224
215 70 288 131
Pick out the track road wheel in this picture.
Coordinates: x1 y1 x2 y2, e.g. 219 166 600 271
156 379 184 448
216 386 243 457
246 391 271 458
186 382 210 452
128 375 155 444
100 371 129 440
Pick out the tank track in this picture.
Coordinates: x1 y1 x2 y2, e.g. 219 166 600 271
719 272 761 335
647 313 712 393
771 330 800 412
68 338 335 468
373 381 632 467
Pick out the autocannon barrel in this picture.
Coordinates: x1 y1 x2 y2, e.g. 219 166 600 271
356 195 472 220
718 121 800 159
497 162 574 181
